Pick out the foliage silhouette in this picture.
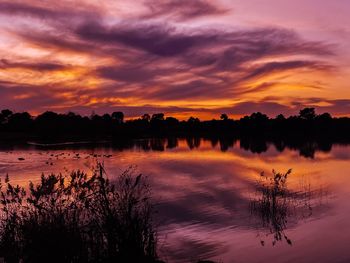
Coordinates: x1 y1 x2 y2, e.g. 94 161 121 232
299 107 316 120
250 169 293 246
0 108 350 159
220 114 228 121
1 108 350 142
111 111 124 124
0 165 161 263
250 169 328 246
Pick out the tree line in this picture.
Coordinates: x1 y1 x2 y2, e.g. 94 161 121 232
0 108 350 141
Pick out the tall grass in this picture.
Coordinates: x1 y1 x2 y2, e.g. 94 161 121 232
249 169 326 246
250 169 293 246
0 164 161 263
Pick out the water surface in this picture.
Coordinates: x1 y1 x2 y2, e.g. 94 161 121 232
0 138 349 262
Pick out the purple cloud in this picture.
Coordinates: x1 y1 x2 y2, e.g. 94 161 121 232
0 59 67 71
143 0 229 20
0 0 341 117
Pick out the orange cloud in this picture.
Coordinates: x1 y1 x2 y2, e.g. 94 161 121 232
0 0 348 118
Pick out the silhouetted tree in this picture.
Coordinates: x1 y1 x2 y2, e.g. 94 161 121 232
36 111 58 121
102 113 112 122
220 113 228 121
151 113 164 122
299 108 316 120
7 112 32 131
0 109 13 124
165 117 179 126
0 107 349 152
1 109 13 118
188 117 200 123
250 112 268 121
141 114 151 122
112 111 124 124
275 114 285 121
317 112 332 121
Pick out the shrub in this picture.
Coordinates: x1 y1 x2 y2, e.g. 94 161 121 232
0 165 159 263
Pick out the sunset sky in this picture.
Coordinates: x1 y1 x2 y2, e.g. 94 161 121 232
0 0 349 119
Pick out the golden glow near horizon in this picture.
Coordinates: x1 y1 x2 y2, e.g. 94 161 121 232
0 0 350 119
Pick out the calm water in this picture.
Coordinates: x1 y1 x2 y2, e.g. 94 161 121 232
0 138 350 263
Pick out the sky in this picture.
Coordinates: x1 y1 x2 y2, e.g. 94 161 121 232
0 0 349 119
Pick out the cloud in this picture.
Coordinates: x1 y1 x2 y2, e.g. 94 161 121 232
74 21 220 57
0 59 67 71
241 60 333 81
0 2 64 19
70 21 334 101
145 80 221 100
0 82 67 111
74 21 333 60
0 1 101 23
217 101 293 117
215 99 350 118
142 0 229 21
0 0 340 117
96 65 168 83
1 72 349 119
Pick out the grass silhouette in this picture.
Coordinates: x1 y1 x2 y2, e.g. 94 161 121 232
250 169 327 246
0 164 161 263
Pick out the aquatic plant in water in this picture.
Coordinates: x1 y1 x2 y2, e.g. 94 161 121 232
250 169 325 246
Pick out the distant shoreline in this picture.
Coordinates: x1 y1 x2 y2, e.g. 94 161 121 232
26 140 112 147
1 108 350 145
0 135 349 159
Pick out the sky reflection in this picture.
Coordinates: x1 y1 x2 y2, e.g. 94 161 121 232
0 139 349 262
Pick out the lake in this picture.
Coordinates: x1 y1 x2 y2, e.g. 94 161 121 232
0 138 349 263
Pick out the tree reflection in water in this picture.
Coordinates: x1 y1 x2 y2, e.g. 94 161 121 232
250 169 328 246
